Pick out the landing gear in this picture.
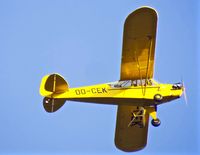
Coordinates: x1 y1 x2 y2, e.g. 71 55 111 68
147 105 161 127
151 118 161 127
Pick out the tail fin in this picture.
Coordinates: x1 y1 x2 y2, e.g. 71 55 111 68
40 73 69 113
40 73 69 97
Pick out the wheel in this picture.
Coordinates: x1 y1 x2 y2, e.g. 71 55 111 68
154 94 163 102
151 118 161 127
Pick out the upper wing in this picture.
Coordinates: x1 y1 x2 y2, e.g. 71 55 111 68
115 105 149 152
120 7 157 80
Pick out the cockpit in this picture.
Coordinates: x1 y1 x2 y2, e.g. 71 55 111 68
109 79 159 88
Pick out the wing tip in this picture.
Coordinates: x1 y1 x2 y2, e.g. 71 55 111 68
114 140 147 152
135 6 158 15
125 6 158 23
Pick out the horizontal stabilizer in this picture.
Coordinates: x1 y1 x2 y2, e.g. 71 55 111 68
43 97 66 113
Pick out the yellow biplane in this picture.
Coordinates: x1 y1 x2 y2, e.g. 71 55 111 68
40 7 184 152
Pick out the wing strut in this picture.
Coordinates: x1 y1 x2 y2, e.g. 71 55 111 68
133 36 153 96
133 47 145 95
143 36 153 95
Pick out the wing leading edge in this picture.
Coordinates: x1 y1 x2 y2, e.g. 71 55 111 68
120 7 158 81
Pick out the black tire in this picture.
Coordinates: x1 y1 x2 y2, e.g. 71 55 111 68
154 94 163 102
151 118 161 127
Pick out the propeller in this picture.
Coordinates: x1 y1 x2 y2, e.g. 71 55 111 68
181 80 188 106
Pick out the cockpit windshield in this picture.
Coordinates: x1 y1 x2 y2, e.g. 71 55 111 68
109 79 159 88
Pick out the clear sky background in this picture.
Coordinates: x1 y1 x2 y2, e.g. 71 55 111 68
0 0 199 155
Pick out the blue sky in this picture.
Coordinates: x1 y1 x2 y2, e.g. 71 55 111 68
0 0 199 155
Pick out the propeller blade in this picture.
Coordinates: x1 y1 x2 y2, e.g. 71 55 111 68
182 81 188 106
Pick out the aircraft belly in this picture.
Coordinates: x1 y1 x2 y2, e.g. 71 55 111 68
68 97 154 106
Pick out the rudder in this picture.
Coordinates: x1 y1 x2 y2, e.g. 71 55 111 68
40 73 69 97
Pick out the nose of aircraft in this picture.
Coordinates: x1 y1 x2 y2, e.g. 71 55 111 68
172 81 187 105
172 83 183 90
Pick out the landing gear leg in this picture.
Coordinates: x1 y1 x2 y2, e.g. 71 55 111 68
147 106 161 127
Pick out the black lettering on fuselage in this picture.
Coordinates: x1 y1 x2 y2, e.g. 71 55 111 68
75 88 108 95
91 88 96 94
75 89 81 95
102 88 107 93
81 89 86 94
97 88 102 93
75 89 86 95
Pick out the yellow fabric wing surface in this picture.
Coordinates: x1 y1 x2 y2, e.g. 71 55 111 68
115 105 149 152
120 7 157 80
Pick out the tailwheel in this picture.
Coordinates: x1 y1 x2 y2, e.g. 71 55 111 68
151 118 161 127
